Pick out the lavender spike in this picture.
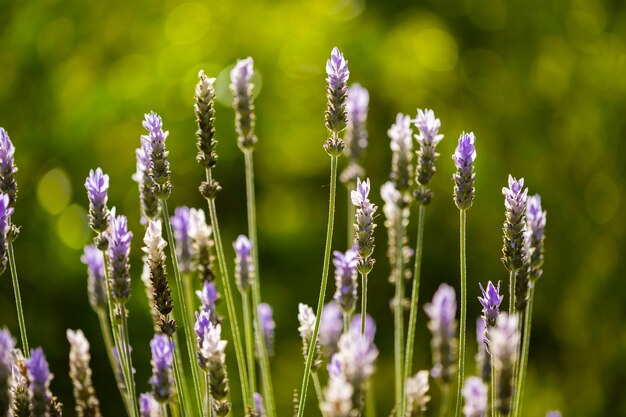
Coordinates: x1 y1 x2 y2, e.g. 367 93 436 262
66 330 101 417
256 303 275 358
489 313 520 415
388 113 414 195
0 128 18 206
149 334 174 403
351 177 377 274
25 348 52 417
233 235 254 293
452 132 477 210
324 47 349 156
405 370 431 417
132 139 161 222
107 214 133 303
332 247 359 314
0 329 15 417
462 377 487 417
230 58 257 150
424 284 457 384
142 112 171 200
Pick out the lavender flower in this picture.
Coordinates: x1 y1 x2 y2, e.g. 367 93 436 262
341 84 369 184
256 303 275 357
0 194 14 275
81 245 107 312
197 316 231 416
170 206 193 273
478 281 503 328
332 247 359 314
195 70 218 168
352 177 377 274
388 113 414 194
424 283 457 384
189 208 216 283
527 194 547 282
324 47 349 156
0 128 18 206
297 303 322 371
0 329 15 417
452 132 477 210
501 175 528 271
143 220 175 336
139 393 160 417
350 314 376 342
475 318 490 382
66 330 101 417
413 109 444 188
405 370 431 417
462 377 487 417
25 348 52 417
489 313 520 415
234 235 254 292
253 392 266 417
142 112 171 200
230 57 257 150
107 214 133 303
319 301 343 357
196 280 221 324
149 334 174 403
335 331 378 390
133 139 161 222
380 182 411 285
11 351 29 417
321 375 353 417
85 168 110 235
546 412 561 417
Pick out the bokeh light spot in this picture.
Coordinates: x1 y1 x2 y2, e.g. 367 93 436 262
165 3 211 45
36 18 75 61
415 28 458 72
106 54 150 101
585 173 619 225
56 204 89 249
37 168 71 215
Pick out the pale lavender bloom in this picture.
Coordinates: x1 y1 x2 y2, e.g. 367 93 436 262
335 331 378 389
85 168 110 234
107 215 133 303
462 377 488 417
350 314 376 342
298 303 322 371
170 206 193 273
344 83 369 164
197 318 230 414
478 281 503 327
189 208 216 283
139 393 160 417
25 348 52 417
413 109 444 188
81 245 107 311
351 177 377 274
321 375 353 417
405 370 431 417
546 412 561 417
257 303 275 357
527 194 547 281
195 70 218 168
253 393 266 417
327 355 342 380
133 138 160 222
66 329 101 417
380 181 411 284
0 194 14 274
388 113 414 193
425 284 457 384
319 301 343 357
333 248 359 313
194 310 212 370
452 132 477 210
501 175 529 271
149 334 174 403
324 47 350 157
0 128 17 206
233 235 254 292
142 112 171 200
0 329 15 417
197 281 219 313
489 313 520 415
230 57 257 149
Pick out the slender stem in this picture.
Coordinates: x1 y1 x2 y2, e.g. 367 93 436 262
162 404 169 417
513 285 534 417
490 353 496 417
119 308 139 417
439 385 450 417
393 209 406 417
170 401 181 417
401 204 426 415
365 380 377 417
161 200 204 414
312 373 327 417
170 331 191 417
454 209 467 417
343 313 350 333
183 273 198 336
360 272 368 335
296 155 339 417
243 150 276 417
7 238 29 356
241 291 257 396
204 168 251 411
508 270 516 314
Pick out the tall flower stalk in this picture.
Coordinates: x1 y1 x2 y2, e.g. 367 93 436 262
230 58 276 416
296 46 348 417
452 132 476 417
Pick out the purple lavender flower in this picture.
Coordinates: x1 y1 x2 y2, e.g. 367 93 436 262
388 113 414 194
350 314 376 342
380 182 411 284
85 168 110 234
139 393 159 417
324 47 349 156
475 318 490 382
142 112 171 200
333 248 359 314
253 392 266 417
341 84 369 184
149 334 174 403
230 57 257 150
321 375 353 417
298 304 322 371
197 317 230 415
489 313 520 415
132 139 161 222
335 331 378 390
424 283 457 384
194 310 212 369
197 281 219 314
0 128 18 206
413 109 444 190
501 175 529 271
25 348 52 417
351 178 377 274
478 281 503 327
319 301 343 357
405 370 430 417
195 70 218 169
0 329 15 417
189 208 217 283
0 194 14 275
66 329 101 417
170 206 193 274
233 235 254 292
81 245 107 312
527 194 547 282
256 303 275 357
546 412 561 417
107 214 133 303
452 132 477 210
462 377 487 417
327 355 342 380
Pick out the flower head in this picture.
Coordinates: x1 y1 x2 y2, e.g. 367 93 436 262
342 83 369 180
462 377 488 417
189 208 217 283
257 303 275 357
253 393 266 417
335 331 378 389
0 194 14 275
197 317 230 415
424 284 457 384
405 370 431 417
67 329 101 417
0 128 18 206
546 412 561 417
413 109 444 192
233 235 254 292
139 393 159 417
81 245 107 311
321 375 353 417
298 303 322 371
25 348 52 417
195 70 219 168
501 175 529 272
0 329 15 417
478 281 503 327
319 301 343 357
488 313 520 415
452 132 477 210
527 194 547 282
350 314 376 343
388 113 414 193
324 47 350 155
351 177 377 274
230 57 257 150
149 334 174 403
333 248 359 313
142 112 171 200
196 280 221 325
85 168 110 234
133 139 160 222
107 214 133 303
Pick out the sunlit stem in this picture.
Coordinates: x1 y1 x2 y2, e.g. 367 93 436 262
508 270 516 314
170 331 191 417
454 209 467 417
119 306 139 417
439 384 450 417
312 373 327 417
241 291 257 395
513 285 534 417
360 272 369 335
393 209 406 417
7 232 29 356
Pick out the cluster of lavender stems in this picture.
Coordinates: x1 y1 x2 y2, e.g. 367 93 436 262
0 46 561 417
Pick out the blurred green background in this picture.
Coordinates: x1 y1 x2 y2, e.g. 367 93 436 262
0 0 625 415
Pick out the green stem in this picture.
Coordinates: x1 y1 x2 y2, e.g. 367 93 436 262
244 150 276 417
393 209 406 417
312 373 327 417
343 313 350 333
508 270 516 314
242 291 257 396
119 308 139 417
161 200 204 414
454 209 467 417
365 380 377 417
170 401 181 417
513 286 534 417
183 273 198 336
7 238 29 356
204 168 251 411
170 331 191 417
401 204 426 415
490 353 496 417
296 155 339 417
162 404 169 417
439 384 450 417
360 272 368 335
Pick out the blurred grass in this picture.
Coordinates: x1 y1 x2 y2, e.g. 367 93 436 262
0 0 625 415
